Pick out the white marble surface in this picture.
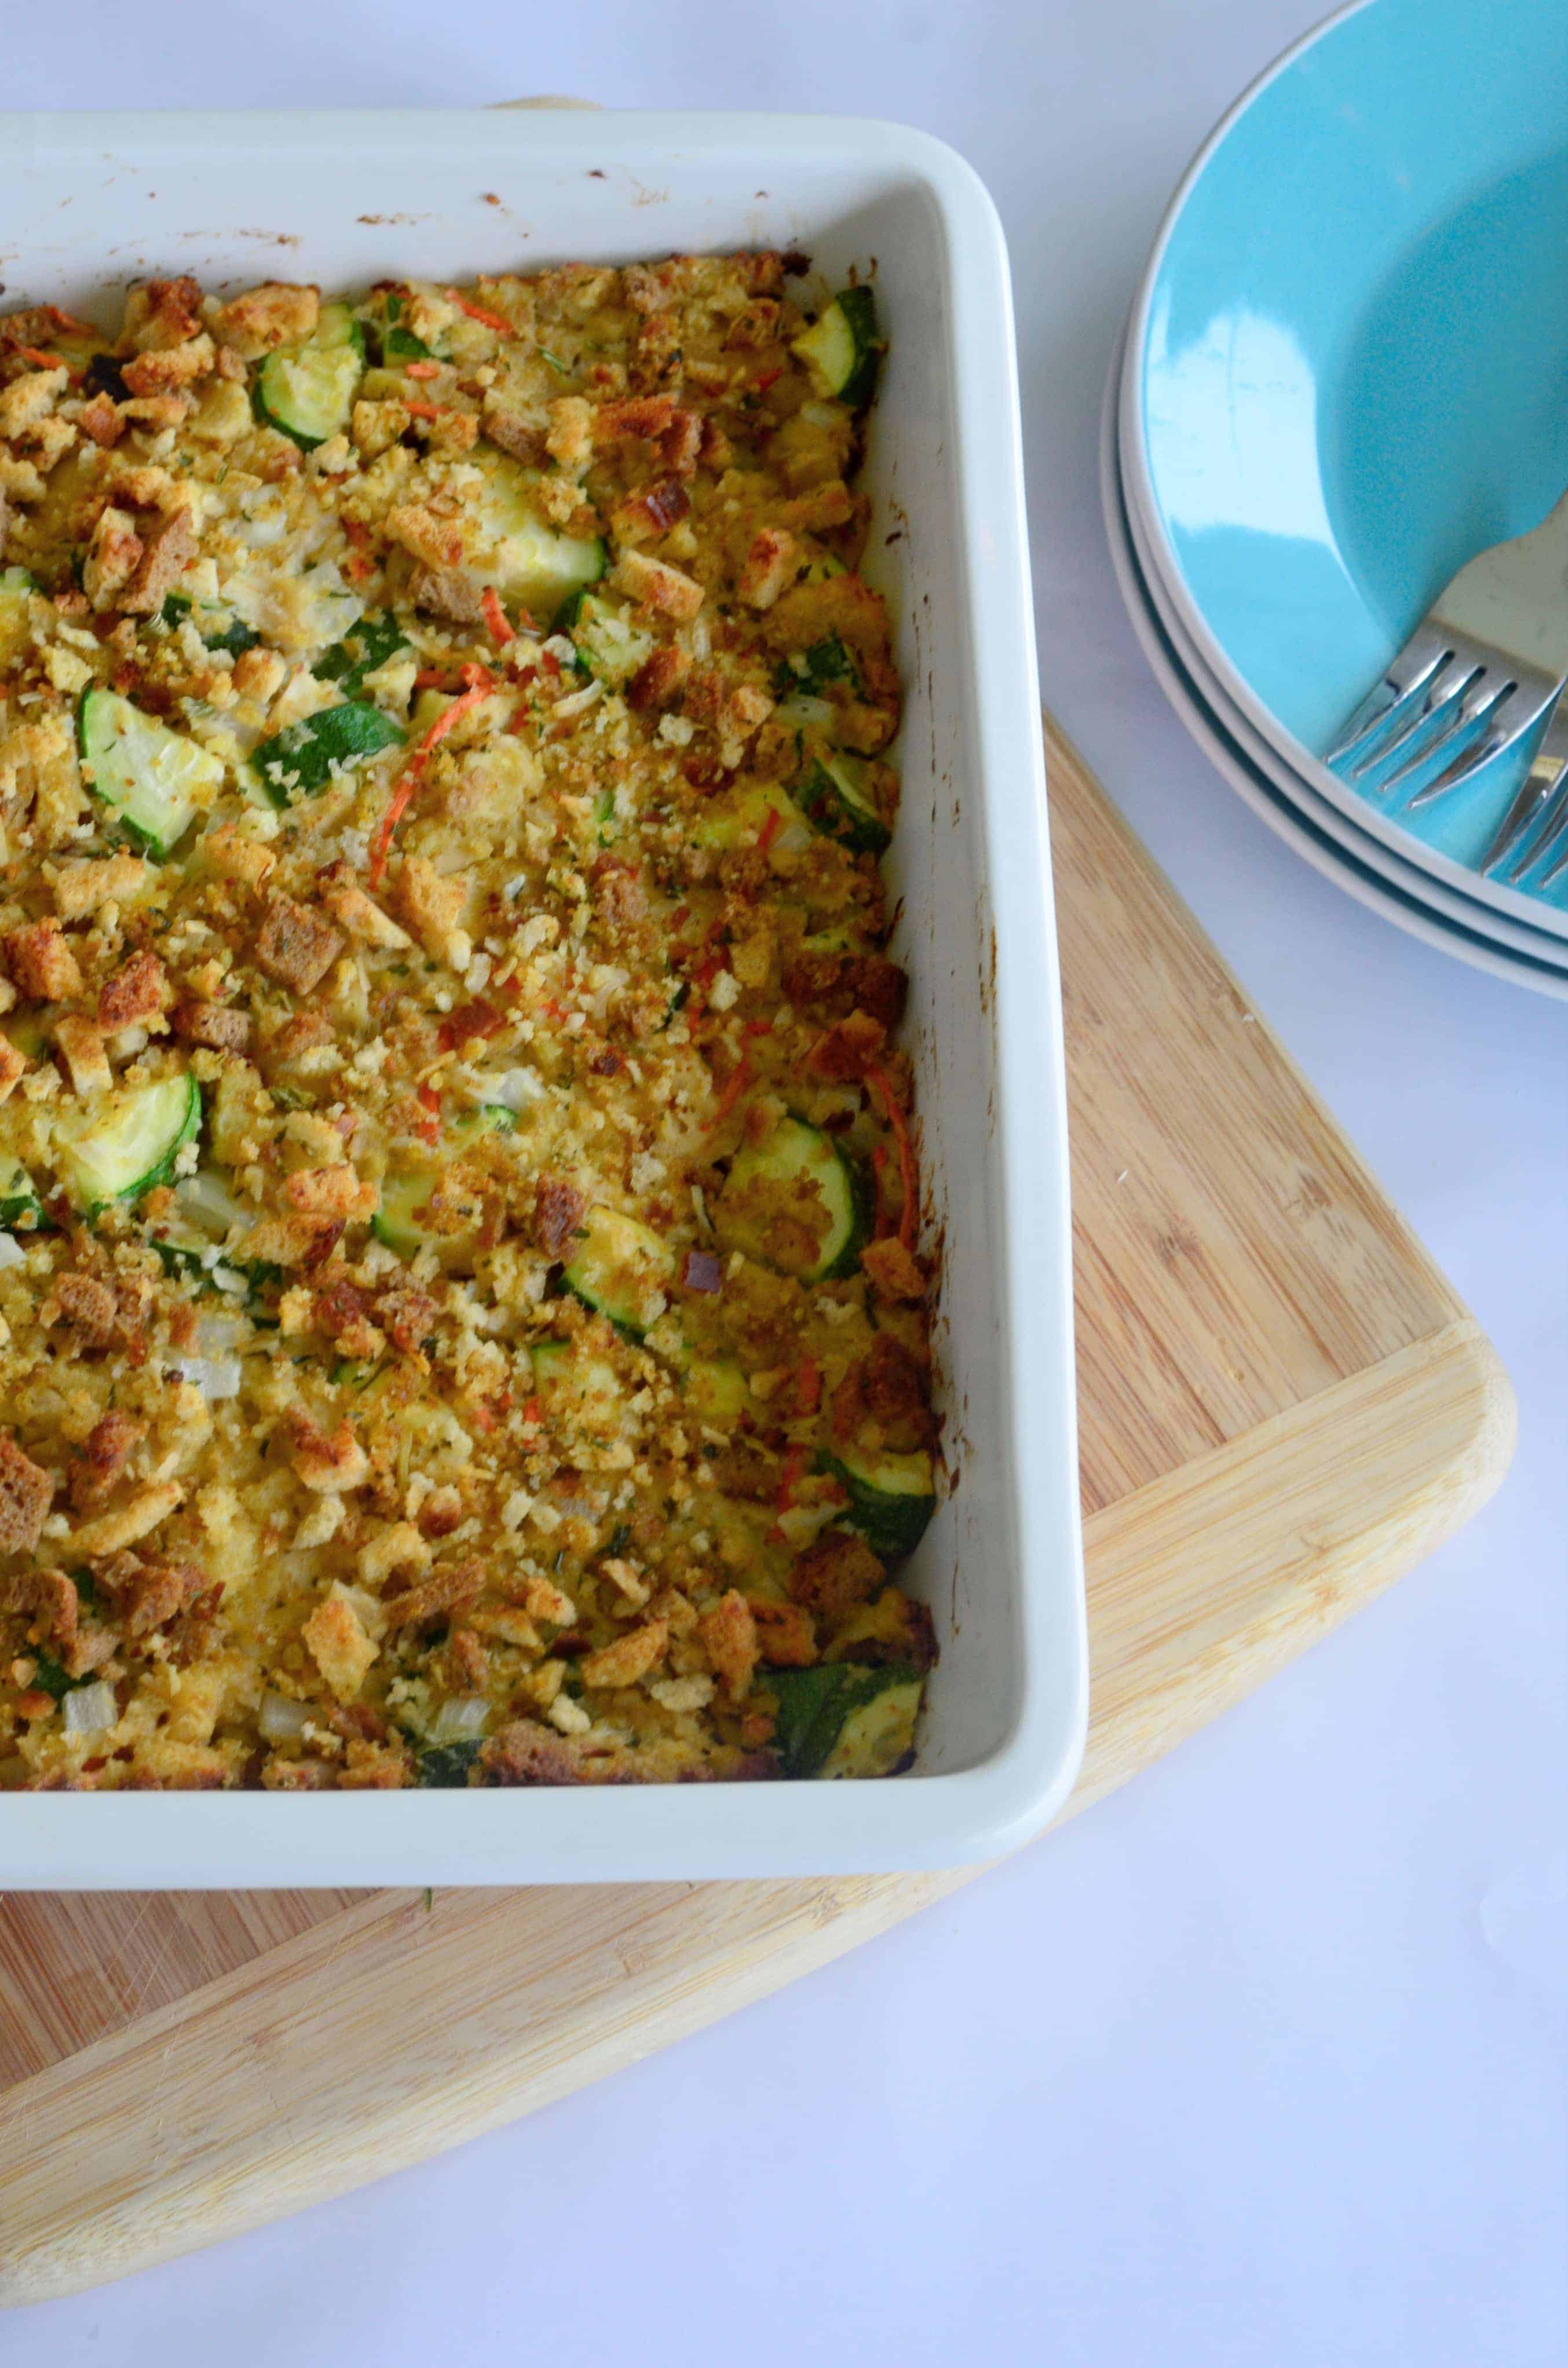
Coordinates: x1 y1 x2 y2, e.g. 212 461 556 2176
12 5 1567 2360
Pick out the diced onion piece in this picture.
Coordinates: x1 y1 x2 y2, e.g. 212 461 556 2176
485 1066 546 1113
770 693 834 730
427 1695 489 1745
0 1232 25 1270
177 1170 251 1238
180 1355 242 1401
62 1680 118 1737
259 1690 313 1744
196 1312 247 1356
553 679 604 721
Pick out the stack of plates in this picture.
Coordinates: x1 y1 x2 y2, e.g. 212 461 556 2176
1105 0 1568 1000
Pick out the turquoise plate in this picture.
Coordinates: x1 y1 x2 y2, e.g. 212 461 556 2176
1121 0 1568 923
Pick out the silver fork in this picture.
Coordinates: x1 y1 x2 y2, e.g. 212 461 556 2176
1328 483 1568 803
1474 689 1568 878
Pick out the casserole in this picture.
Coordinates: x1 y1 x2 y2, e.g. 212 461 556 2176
0 109 1084 1883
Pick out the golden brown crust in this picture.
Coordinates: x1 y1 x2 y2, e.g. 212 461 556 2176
0 254 935 1794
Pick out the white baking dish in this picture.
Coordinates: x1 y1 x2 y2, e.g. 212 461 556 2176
0 109 1085 1886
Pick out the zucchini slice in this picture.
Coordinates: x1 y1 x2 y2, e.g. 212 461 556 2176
717 1116 869 1282
160 591 259 658
791 287 880 408
0 567 34 669
370 1108 512 1269
531 1335 626 1439
557 590 654 686
769 1660 923 1778
56 1070 200 1211
692 781 807 854
360 288 437 366
797 749 891 856
819 1445 937 1565
561 1204 674 1337
416 1738 483 1788
255 301 365 449
0 1154 45 1231
77 687 224 858
776 634 860 696
473 459 606 614
371 1161 482 1270
251 700 404 805
454 1102 519 1138
682 1357 753 1431
315 611 410 695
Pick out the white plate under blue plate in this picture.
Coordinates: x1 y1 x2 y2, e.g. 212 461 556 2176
1102 365 1568 1000
1120 0 1568 942
1107 352 1568 974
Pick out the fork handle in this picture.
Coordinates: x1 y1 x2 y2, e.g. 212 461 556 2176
1434 486 1568 677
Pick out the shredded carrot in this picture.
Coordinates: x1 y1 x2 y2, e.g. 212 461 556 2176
520 1395 543 1426
415 1083 442 1145
774 1443 810 1511
743 1017 773 1039
757 805 783 855
45 304 97 337
753 364 785 393
706 1055 753 1134
403 399 441 421
342 517 372 547
470 1401 496 1435
481 586 514 647
17 346 69 374
871 1142 893 1237
796 1357 821 1416
343 554 374 583
864 1064 918 1249
403 358 441 381
367 664 493 887
447 288 516 335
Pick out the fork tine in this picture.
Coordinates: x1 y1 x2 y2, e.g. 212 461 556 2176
1324 630 1453 768
1380 674 1514 798
1396 671 1563 806
1503 770 1568 883
1350 657 1481 783
1537 828 1568 890
1478 749 1566 868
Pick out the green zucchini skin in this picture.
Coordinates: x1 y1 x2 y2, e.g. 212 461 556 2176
796 750 891 856
56 1071 202 1212
769 1660 924 1777
717 1116 869 1284
77 688 224 858
255 302 365 449
791 286 880 407
561 1204 674 1338
251 701 405 805
0 1157 47 1233
818 1446 938 1564
315 612 410 695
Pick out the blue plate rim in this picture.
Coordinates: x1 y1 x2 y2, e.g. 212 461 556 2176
1100 343 1568 999
1115 0 1568 945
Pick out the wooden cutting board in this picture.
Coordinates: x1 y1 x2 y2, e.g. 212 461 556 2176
0 718 1515 2307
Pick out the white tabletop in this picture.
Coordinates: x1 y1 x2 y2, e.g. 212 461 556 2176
15 6 1567 2362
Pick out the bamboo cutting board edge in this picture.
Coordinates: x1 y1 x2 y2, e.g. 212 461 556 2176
0 719 1516 2305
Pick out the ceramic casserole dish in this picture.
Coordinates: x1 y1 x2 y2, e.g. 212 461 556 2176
0 109 1084 1884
